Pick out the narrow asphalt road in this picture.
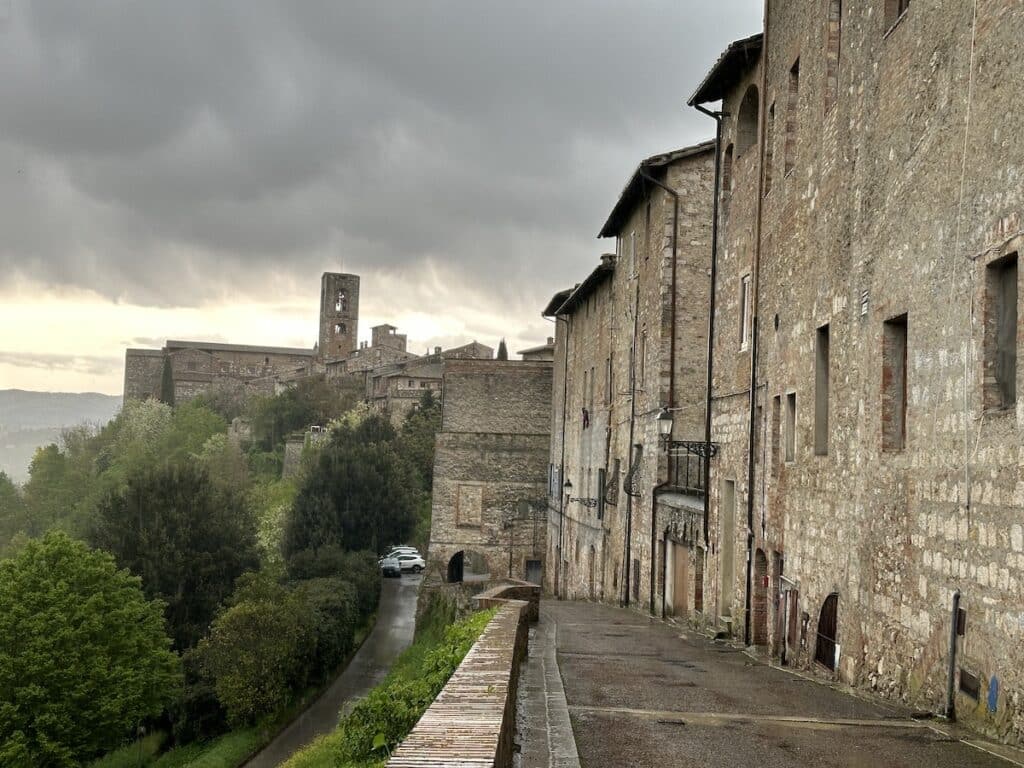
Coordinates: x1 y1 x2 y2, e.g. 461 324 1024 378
244 573 421 768
534 600 1022 768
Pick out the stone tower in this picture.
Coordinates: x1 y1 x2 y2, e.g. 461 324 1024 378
318 273 359 361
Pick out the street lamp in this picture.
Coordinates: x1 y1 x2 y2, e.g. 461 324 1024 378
564 477 598 508
658 407 674 451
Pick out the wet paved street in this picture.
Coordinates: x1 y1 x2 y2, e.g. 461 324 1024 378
522 600 1023 768
244 574 420 768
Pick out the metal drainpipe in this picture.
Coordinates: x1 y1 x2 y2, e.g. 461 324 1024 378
639 169 680 617
743 0 772 648
945 589 961 720
662 524 671 618
693 105 724 553
623 269 640 607
556 314 571 599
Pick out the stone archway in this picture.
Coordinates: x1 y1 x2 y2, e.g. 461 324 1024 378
446 551 464 583
814 593 839 671
752 549 769 646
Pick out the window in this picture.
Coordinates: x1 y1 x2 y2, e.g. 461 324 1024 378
639 332 647 385
825 0 842 111
771 395 782 477
764 104 775 195
335 291 347 312
334 323 346 335
739 275 752 348
597 467 606 520
882 314 908 451
589 365 596 411
630 230 637 276
722 144 734 198
814 324 830 455
785 392 797 462
985 254 1018 409
644 202 651 260
736 86 759 157
604 355 613 404
785 58 800 175
885 0 911 28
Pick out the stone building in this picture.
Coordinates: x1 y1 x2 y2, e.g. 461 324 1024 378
518 338 556 362
318 273 360 362
686 0 1024 743
544 142 716 608
123 340 316 403
123 272 358 403
429 358 553 586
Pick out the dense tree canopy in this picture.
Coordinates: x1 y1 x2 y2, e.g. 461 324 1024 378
284 415 418 557
399 390 442 488
90 461 260 649
250 376 363 452
0 532 181 767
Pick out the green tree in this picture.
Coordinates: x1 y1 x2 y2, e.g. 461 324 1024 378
0 471 28 555
399 390 442 489
195 577 315 725
0 532 181 767
159 355 175 406
21 444 78 538
284 416 418 557
90 462 260 649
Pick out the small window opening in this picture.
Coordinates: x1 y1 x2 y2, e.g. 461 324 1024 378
335 291 347 312
885 0 911 29
739 275 752 348
736 86 759 157
814 324 830 456
984 254 1017 409
604 354 613 405
771 395 782 477
785 392 797 462
334 323 346 335
785 58 800 175
882 314 908 451
825 0 842 111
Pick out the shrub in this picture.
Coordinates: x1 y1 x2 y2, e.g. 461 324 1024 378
298 577 359 682
0 533 181 766
286 547 380 620
195 581 315 726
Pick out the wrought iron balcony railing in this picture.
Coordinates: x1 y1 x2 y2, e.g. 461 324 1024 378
667 440 718 496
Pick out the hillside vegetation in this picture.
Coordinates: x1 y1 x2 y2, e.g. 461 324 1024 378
0 379 442 767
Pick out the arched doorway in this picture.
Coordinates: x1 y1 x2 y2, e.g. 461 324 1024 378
753 549 769 646
814 593 839 670
446 551 464 583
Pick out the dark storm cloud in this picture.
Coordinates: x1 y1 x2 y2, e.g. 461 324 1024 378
0 1 760 307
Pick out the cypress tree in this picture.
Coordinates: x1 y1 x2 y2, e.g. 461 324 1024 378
159 355 175 406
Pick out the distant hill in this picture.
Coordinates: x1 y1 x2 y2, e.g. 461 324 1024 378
0 390 122 483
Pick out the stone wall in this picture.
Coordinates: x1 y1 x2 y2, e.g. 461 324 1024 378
123 349 163 403
429 360 552 584
699 0 1024 743
547 144 716 610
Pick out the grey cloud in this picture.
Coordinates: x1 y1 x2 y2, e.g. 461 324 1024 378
0 0 760 312
0 351 122 376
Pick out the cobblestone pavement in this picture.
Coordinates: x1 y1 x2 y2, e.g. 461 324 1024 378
523 600 1023 768
244 574 420 768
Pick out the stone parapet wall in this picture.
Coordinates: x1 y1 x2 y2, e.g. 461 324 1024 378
387 598 530 768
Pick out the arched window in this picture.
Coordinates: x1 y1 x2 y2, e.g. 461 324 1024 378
736 85 759 157
334 323 347 335
335 291 347 312
814 593 839 670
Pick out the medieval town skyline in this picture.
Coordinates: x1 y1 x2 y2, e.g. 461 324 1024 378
0 1 760 394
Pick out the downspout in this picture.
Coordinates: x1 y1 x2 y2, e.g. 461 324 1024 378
662 524 671 619
639 168 680 617
744 0 772 647
693 105 725 552
556 314 571 599
945 589 961 720
623 272 640 607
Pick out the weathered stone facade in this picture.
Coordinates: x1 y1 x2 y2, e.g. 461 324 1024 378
429 359 552 586
545 142 716 610
688 1 1024 744
318 272 360 362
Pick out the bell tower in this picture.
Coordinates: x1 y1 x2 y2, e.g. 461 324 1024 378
319 273 359 360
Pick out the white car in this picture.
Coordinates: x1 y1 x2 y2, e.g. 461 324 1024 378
379 547 420 563
395 553 425 573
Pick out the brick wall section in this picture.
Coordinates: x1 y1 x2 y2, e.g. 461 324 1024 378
700 0 1024 744
430 360 552 583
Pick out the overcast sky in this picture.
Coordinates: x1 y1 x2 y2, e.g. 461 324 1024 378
0 1 760 395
